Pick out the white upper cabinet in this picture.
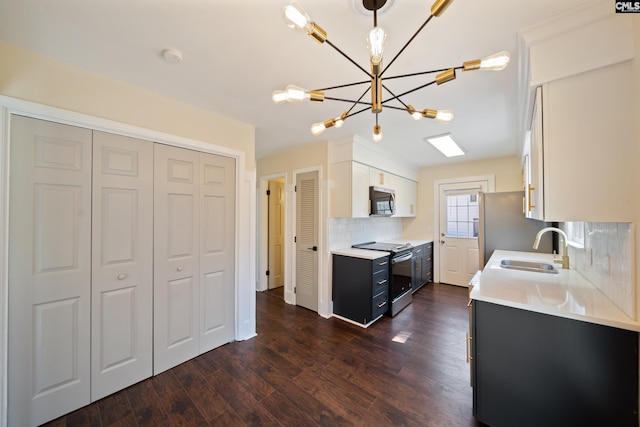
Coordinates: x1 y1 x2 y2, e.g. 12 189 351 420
533 63 634 222
329 137 419 218
386 172 417 218
330 161 370 218
519 2 635 222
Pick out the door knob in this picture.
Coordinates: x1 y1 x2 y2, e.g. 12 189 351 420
307 246 318 251
440 240 445 245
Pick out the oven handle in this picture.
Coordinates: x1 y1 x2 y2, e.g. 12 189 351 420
392 252 413 264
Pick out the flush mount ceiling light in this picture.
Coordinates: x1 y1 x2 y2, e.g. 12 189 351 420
426 133 465 157
272 0 510 142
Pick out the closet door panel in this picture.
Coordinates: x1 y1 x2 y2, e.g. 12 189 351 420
199 154 236 352
91 131 153 401
9 116 92 426
154 144 200 374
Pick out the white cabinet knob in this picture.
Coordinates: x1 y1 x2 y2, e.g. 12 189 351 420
177 266 184 272
117 273 127 280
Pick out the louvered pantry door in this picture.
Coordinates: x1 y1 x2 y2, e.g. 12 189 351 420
91 131 153 400
154 144 200 374
8 116 92 426
199 153 236 353
295 170 318 312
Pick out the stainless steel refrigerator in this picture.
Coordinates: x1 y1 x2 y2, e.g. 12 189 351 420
478 191 552 267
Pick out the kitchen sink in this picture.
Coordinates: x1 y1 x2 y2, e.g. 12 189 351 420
499 259 558 274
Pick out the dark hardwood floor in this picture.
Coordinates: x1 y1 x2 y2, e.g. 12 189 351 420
42 283 484 426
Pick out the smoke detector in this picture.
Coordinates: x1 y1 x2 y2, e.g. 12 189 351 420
162 48 183 63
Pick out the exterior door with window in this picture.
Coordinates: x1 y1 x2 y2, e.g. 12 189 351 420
439 181 488 286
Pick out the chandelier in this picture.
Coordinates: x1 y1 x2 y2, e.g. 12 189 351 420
272 0 510 142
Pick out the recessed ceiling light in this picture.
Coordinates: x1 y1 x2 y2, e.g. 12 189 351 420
425 133 465 157
162 48 183 63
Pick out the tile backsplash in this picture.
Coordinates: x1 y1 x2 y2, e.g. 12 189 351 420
566 222 635 319
328 217 403 250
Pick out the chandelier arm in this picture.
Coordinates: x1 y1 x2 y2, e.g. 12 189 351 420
346 87 373 115
381 84 409 109
379 15 435 78
382 80 439 104
314 80 371 92
383 67 460 81
381 104 419 112
324 96 372 106
325 39 373 78
345 106 373 119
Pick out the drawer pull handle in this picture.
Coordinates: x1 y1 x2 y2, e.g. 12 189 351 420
177 266 184 272
377 280 387 285
378 261 388 266
466 333 473 362
117 273 127 280
377 300 387 308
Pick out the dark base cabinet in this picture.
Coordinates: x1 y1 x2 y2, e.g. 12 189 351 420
412 242 433 293
332 254 389 326
472 300 639 427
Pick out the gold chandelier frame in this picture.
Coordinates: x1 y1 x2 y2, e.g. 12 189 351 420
272 0 510 142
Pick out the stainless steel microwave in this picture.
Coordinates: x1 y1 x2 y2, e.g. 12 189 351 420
369 186 395 216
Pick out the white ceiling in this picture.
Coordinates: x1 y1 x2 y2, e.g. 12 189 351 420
0 0 588 167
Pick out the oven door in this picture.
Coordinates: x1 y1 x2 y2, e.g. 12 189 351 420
391 251 413 299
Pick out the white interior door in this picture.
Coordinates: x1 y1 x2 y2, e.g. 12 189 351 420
91 131 153 400
153 144 200 374
198 152 236 353
8 116 92 426
295 170 318 312
438 181 488 286
268 179 284 289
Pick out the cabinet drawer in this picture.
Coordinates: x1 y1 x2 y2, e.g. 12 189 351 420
424 244 433 258
372 267 389 292
372 257 389 273
372 291 389 318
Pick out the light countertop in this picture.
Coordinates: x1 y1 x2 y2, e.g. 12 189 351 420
385 238 433 247
331 247 390 260
470 250 640 332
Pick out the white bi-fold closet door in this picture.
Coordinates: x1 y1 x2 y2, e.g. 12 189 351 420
91 131 154 400
9 116 94 426
8 116 236 426
153 143 236 374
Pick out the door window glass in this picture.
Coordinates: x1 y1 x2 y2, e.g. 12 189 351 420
446 193 479 238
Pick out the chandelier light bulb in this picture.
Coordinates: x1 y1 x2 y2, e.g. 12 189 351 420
435 109 454 123
283 1 311 32
367 27 387 66
407 105 422 120
480 51 510 71
273 85 324 103
285 84 308 101
373 125 383 142
311 121 328 136
272 90 288 104
334 112 347 128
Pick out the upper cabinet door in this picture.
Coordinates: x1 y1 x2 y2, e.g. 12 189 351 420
526 62 634 222
8 116 93 426
91 131 154 401
525 86 544 220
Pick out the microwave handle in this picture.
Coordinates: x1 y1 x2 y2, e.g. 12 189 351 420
390 192 396 210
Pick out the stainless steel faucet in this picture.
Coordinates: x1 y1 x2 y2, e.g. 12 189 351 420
533 227 570 269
